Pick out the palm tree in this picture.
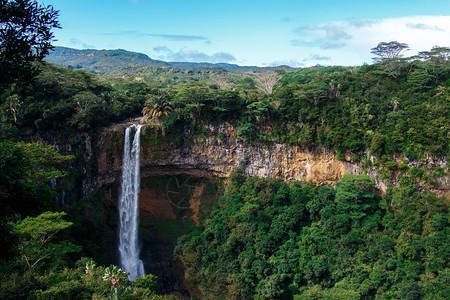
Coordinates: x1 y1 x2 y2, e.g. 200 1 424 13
141 94 173 125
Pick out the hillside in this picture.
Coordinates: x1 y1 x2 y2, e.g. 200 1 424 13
2 47 450 299
3 0 450 298
44 46 170 73
169 61 297 73
45 46 299 76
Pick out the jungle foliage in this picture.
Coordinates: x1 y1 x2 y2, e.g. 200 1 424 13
1 10 449 297
156 51 450 164
0 63 155 139
0 141 164 299
0 0 60 86
175 173 449 299
2 46 449 168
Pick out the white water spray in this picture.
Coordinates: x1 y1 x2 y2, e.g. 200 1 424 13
118 124 145 280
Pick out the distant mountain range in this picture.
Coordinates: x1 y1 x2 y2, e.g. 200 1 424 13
45 46 297 75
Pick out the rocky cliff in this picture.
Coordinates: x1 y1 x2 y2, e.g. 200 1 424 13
97 123 364 187
95 122 449 196
91 122 448 296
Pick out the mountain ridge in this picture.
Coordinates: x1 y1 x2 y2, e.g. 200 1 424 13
45 46 298 74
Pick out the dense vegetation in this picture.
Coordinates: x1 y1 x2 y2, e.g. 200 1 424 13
0 63 154 139
4 46 450 172
176 171 449 299
1 2 449 298
157 53 450 159
134 52 449 198
0 1 165 298
1 50 449 298
45 46 296 76
0 140 164 299
0 0 60 85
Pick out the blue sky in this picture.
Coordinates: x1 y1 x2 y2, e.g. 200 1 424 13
45 0 450 67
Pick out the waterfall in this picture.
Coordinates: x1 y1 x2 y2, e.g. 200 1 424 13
118 124 145 280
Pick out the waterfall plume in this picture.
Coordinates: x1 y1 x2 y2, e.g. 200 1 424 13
118 124 145 280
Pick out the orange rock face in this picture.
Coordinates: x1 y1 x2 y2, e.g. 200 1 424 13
96 123 448 196
96 124 362 187
139 186 176 220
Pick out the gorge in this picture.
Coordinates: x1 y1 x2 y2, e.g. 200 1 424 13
2 39 449 297
92 121 449 296
97 122 449 197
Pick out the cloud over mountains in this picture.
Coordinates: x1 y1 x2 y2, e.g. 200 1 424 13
153 46 236 63
289 16 450 65
291 16 449 51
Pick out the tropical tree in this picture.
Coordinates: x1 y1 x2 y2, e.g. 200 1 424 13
370 41 410 62
134 274 159 295
370 41 410 78
103 265 130 299
255 71 282 94
296 82 330 105
141 94 173 124
211 75 235 89
0 0 61 86
418 46 450 84
0 141 73 261
11 211 80 275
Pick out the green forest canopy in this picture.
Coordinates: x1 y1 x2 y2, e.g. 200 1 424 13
1 3 449 296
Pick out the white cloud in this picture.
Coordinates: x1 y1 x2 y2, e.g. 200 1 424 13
345 16 450 61
152 46 236 63
303 54 331 62
106 31 210 42
291 16 450 65
69 38 95 49
143 33 210 42
406 23 444 31
292 23 352 49
346 18 379 28
265 59 304 67
290 39 346 49
153 46 172 53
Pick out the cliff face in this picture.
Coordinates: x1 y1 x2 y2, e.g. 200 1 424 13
96 123 449 196
97 176 222 296
92 122 448 296
97 123 364 189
